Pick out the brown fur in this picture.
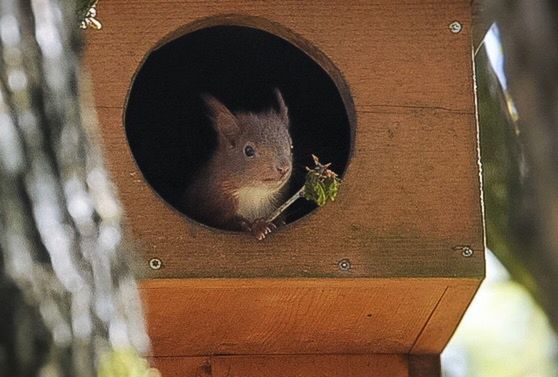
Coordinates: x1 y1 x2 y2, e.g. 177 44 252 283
183 89 292 231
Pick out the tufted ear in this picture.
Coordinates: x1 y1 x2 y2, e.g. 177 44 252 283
274 88 289 127
203 94 240 147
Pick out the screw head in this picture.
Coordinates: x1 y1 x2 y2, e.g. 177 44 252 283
149 258 162 270
461 247 474 257
449 21 462 34
338 259 351 272
453 246 474 258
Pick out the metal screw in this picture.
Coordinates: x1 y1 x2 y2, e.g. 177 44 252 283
449 21 462 34
149 258 162 270
453 246 474 258
338 259 351 272
461 247 474 257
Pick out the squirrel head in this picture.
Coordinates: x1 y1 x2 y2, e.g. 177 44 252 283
202 89 293 192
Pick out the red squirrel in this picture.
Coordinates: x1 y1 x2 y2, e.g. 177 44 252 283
182 89 293 240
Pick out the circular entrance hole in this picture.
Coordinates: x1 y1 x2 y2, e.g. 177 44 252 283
125 20 354 231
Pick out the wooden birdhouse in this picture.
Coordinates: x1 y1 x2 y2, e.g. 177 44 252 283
85 1 484 376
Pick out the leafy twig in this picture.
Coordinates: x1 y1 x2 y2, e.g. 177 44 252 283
267 154 341 222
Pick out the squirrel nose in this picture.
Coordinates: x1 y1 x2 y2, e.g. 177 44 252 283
276 165 290 176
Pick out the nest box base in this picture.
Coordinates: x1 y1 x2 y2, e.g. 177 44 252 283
140 278 478 376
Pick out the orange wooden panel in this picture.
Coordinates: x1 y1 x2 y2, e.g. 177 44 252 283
140 278 479 357
211 354 409 377
411 281 480 353
86 0 474 111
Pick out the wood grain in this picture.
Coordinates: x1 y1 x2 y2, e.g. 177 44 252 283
149 354 412 377
149 357 211 377
148 354 444 376
411 280 480 353
85 0 484 280
211 354 409 377
86 0 475 111
140 278 479 357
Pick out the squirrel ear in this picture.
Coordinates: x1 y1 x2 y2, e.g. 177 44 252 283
203 94 240 147
274 88 289 126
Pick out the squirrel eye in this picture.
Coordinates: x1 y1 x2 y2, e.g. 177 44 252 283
244 145 255 157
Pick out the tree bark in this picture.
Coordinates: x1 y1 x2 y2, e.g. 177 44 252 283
0 1 149 376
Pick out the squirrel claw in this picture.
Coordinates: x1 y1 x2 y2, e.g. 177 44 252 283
250 219 276 240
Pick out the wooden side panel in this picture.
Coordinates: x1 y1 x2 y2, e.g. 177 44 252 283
141 278 479 357
85 0 484 280
211 354 409 377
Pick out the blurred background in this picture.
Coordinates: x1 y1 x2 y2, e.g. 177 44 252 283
2 1 558 376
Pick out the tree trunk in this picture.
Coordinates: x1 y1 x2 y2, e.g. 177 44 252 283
0 1 149 376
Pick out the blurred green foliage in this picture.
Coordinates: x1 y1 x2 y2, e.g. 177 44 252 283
477 48 541 300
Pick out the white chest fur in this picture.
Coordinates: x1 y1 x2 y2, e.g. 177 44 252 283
235 186 280 222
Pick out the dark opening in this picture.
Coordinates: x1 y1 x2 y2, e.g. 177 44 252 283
125 23 353 229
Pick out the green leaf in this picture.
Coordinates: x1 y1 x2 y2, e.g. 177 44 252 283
301 155 342 206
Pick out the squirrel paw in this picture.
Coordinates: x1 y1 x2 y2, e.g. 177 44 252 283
250 219 277 240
